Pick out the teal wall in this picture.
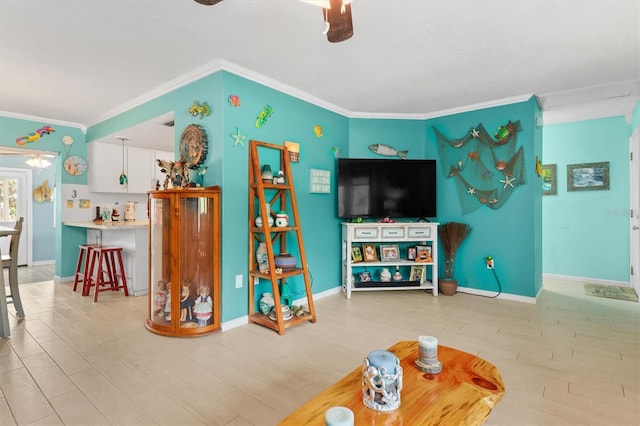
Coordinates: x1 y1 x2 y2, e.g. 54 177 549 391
542 116 631 282
425 98 542 297
0 116 86 271
348 118 427 159
0 156 56 261
11 68 636 323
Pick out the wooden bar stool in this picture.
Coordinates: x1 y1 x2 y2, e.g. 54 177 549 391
84 246 129 302
72 244 102 296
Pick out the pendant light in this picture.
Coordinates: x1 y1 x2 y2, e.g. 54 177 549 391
116 136 129 186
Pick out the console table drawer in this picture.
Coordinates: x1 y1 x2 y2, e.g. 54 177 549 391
408 227 432 238
382 227 405 238
354 227 379 239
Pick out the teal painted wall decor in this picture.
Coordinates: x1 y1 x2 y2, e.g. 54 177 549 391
3 67 633 327
0 115 86 273
426 98 542 298
542 116 631 282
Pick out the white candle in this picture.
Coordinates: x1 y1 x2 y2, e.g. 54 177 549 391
325 406 354 426
418 335 438 361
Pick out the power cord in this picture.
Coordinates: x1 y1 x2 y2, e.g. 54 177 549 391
456 257 502 299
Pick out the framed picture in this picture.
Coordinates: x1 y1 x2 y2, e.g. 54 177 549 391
379 244 400 261
362 243 378 262
407 246 417 260
358 271 372 282
351 246 363 263
409 265 426 284
415 245 432 262
541 164 557 196
567 162 610 192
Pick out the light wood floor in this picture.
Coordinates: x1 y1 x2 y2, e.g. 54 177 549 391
1 274 639 425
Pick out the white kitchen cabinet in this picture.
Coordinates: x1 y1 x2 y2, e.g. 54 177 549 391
88 142 126 193
89 142 170 194
126 146 155 193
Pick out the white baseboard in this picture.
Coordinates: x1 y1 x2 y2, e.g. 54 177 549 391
456 286 538 304
543 273 630 287
31 260 55 266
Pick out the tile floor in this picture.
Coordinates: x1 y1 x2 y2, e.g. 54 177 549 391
1 273 639 425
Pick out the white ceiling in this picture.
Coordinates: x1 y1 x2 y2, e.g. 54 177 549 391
1 0 638 147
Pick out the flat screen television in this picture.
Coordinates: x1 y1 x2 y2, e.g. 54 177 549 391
337 158 437 219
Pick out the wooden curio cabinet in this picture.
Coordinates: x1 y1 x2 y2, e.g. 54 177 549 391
145 187 221 337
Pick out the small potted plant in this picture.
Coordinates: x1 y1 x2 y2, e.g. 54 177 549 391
438 222 471 295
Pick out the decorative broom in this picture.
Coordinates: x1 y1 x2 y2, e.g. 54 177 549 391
439 222 471 279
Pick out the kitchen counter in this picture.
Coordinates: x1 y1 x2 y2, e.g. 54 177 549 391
64 220 149 296
64 220 149 230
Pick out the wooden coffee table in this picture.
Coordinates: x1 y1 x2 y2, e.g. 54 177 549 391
279 340 505 425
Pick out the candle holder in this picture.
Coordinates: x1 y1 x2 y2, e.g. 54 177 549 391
415 335 442 374
362 350 402 412
325 406 354 426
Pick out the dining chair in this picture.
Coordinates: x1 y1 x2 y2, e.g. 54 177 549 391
2 217 24 318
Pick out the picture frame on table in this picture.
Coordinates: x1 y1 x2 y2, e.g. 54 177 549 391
362 243 378 262
351 246 363 263
567 161 609 192
379 244 400 261
358 271 372 282
409 265 426 284
415 245 432 262
407 246 417 261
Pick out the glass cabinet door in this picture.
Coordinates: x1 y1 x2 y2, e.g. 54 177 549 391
149 196 172 327
179 195 215 329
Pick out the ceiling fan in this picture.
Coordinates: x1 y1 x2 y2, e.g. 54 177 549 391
0 148 57 169
192 0 354 43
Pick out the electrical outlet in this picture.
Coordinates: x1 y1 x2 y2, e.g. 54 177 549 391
486 256 494 269
235 274 243 289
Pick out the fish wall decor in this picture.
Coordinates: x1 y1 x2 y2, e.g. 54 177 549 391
368 144 408 159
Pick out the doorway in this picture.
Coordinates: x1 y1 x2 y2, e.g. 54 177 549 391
630 126 639 297
0 167 31 265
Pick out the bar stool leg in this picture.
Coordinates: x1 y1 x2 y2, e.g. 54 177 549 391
115 250 129 296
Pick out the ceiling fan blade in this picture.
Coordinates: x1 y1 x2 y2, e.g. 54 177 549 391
193 0 224 5
324 0 353 43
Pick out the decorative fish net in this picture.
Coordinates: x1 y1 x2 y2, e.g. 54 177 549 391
434 121 526 214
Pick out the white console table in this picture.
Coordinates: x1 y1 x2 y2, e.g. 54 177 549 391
341 222 439 299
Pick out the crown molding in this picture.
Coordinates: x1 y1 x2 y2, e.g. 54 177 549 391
0 110 86 133
84 59 541 126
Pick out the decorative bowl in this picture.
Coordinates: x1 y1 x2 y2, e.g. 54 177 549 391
269 304 293 321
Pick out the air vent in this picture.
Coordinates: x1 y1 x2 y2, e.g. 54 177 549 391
162 120 175 127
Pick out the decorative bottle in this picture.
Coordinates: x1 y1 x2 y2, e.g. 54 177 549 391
259 293 275 315
256 242 269 273
393 266 403 281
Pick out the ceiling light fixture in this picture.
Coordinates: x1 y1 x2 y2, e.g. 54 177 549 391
25 155 52 169
116 136 129 186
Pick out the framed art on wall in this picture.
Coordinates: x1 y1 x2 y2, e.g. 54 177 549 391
567 162 610 191
541 164 557 195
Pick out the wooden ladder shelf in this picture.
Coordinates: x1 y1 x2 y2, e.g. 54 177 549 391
248 140 316 335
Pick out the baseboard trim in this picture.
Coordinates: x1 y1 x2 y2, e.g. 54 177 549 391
455 286 538 304
543 273 630 287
